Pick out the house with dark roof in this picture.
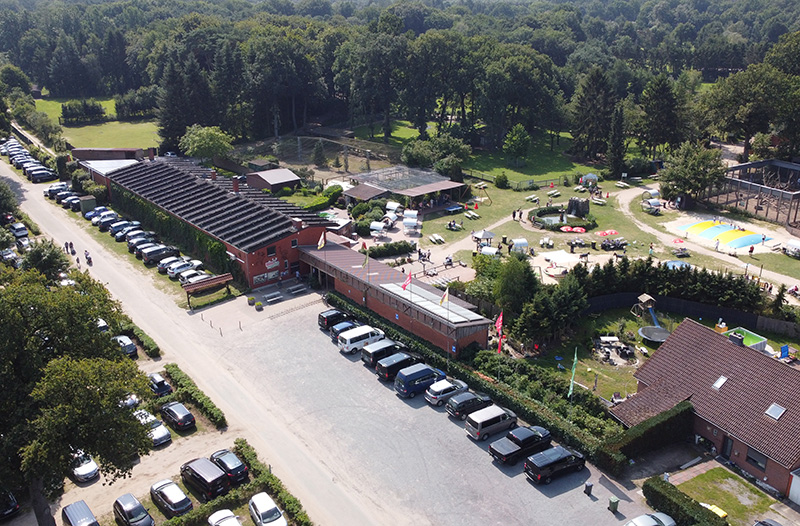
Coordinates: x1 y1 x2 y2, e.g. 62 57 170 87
246 168 301 193
106 160 333 288
610 319 800 502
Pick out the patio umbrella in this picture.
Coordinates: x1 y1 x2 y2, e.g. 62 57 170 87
474 229 495 240
607 229 618 235
597 231 609 236
560 226 573 232
572 227 586 233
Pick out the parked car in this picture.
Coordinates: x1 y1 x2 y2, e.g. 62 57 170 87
93 210 117 226
488 425 552 465
31 169 56 183
47 182 69 199
361 339 405 369
55 191 77 204
523 445 585 485
150 479 193 518
210 449 249 485
0 490 20 521
180 458 229 502
108 220 132 235
624 513 676 526
178 269 204 284
329 320 360 342
8 222 27 238
15 236 30 252
318 309 348 331
114 223 142 241
84 206 107 219
167 260 195 278
127 237 156 253
0 213 13 225
148 373 172 397
134 409 171 447
112 335 137 358
424 379 468 406
70 450 99 482
160 401 195 430
249 492 288 526
113 493 155 526
207 510 241 526
63 196 81 209
96 318 109 332
158 256 189 273
142 245 179 265
70 198 83 212
394 363 445 398
186 273 214 285
134 242 159 258
0 248 20 268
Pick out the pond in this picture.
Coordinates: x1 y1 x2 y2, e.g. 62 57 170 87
539 214 578 225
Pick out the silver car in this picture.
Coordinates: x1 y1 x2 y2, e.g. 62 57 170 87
134 409 172 447
424 379 468 406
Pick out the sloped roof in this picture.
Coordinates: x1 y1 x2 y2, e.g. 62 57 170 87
247 168 300 186
107 161 331 253
611 319 800 468
343 183 388 201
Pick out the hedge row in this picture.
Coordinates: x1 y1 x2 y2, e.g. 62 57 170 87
304 185 342 212
326 292 628 473
609 400 694 459
359 240 416 259
120 319 161 357
530 205 598 232
163 363 227 428
161 438 313 526
642 476 728 526
233 439 313 526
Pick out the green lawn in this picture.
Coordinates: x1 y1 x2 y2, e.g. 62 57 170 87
61 120 160 148
352 119 424 149
464 132 597 183
678 467 774 526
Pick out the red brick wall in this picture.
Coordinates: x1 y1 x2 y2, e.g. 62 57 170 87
333 279 488 354
693 418 792 495
225 226 326 289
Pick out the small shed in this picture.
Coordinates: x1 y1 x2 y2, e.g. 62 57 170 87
369 221 386 234
246 168 301 193
641 199 662 214
642 189 660 200
386 201 404 214
382 212 398 227
510 238 529 253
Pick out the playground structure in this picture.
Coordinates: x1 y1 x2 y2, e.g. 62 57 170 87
631 293 672 343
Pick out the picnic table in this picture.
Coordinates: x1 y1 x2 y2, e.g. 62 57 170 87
465 211 480 219
264 291 283 304
445 205 462 214
615 181 630 188
288 284 306 295
525 194 539 202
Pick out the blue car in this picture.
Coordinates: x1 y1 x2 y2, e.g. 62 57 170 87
84 206 108 220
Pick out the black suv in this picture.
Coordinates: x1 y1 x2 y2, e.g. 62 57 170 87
446 391 493 421
210 449 249 485
524 445 585 485
148 373 172 397
489 425 552 465
318 309 348 330
160 401 196 431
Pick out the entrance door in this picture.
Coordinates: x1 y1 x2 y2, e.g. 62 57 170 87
721 436 733 459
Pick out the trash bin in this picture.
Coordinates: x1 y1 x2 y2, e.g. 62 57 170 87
502 235 507 245
608 496 619 512
591 241 597 250
570 245 575 254
584 482 593 496
472 251 477 257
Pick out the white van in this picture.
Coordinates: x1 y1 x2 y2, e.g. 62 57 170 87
338 325 384 354
785 239 800 259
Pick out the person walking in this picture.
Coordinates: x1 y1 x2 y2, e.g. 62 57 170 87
714 239 720 251
749 245 755 257
512 210 516 221
761 234 766 245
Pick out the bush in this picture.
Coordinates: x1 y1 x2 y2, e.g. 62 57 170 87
642 476 728 526
163 363 227 428
355 219 371 237
360 240 415 258
494 173 509 189
119 319 161 357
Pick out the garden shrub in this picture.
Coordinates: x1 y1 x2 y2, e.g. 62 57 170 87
163 363 227 428
642 476 728 526
355 219 371 237
494 173 509 189
120 319 161 357
360 240 415 258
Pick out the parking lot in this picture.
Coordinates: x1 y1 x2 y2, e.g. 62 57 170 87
4 164 650 526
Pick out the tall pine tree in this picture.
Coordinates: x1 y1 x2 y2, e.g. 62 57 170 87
571 68 615 160
156 56 188 152
607 105 625 179
641 74 682 158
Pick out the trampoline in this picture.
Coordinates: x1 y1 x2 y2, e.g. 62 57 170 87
679 220 771 248
698 224 733 239
639 325 671 343
665 260 691 270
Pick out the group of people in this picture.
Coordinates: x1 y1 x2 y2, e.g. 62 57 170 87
63 241 91 267
417 248 432 263
510 208 523 221
446 220 462 230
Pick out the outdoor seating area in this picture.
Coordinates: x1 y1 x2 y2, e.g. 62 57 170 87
547 189 561 198
264 291 283 304
539 237 555 248
465 210 481 219
672 247 691 257
573 185 587 192
592 198 607 205
288 283 307 295
525 194 540 203
429 234 446 244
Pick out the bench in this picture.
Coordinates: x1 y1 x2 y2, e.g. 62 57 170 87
574 185 586 192
547 189 559 196
525 194 539 202
615 181 630 189
629 176 642 183
474 182 487 189
264 292 283 304
429 235 439 244
592 198 607 205
435 234 446 243
288 284 306 295
771 242 782 252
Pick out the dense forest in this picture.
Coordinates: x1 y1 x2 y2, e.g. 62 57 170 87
0 0 799 158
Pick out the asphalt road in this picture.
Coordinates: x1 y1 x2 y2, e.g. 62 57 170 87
3 165 649 526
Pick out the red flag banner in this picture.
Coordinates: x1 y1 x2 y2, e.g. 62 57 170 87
401 272 412 290
495 311 503 334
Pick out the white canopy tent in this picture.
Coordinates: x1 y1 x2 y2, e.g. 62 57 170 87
541 249 580 267
510 238 529 253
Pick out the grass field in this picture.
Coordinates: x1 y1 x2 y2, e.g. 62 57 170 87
352 119 424 149
678 467 774 526
35 97 159 148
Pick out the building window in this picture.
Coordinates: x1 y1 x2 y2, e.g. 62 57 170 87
284 260 289 269
746 447 768 471
291 239 298 248
267 246 276 257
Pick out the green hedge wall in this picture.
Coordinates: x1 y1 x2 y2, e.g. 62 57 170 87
359 240 416 258
120 319 161 357
611 400 694 458
161 438 313 526
326 292 628 474
163 363 227 428
642 476 728 526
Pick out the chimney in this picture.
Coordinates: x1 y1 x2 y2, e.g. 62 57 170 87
290 217 305 230
232 178 239 193
211 170 217 180
148 148 154 161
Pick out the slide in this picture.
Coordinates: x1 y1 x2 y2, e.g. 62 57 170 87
648 307 661 328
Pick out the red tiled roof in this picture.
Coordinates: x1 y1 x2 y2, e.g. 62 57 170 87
610 319 800 468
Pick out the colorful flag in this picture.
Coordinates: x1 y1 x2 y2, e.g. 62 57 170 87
317 231 326 250
361 242 369 268
495 311 503 334
567 347 578 398
498 335 503 354
401 272 412 290
439 286 449 305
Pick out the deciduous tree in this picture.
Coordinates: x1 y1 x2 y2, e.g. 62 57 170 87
178 124 233 160
659 141 725 201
